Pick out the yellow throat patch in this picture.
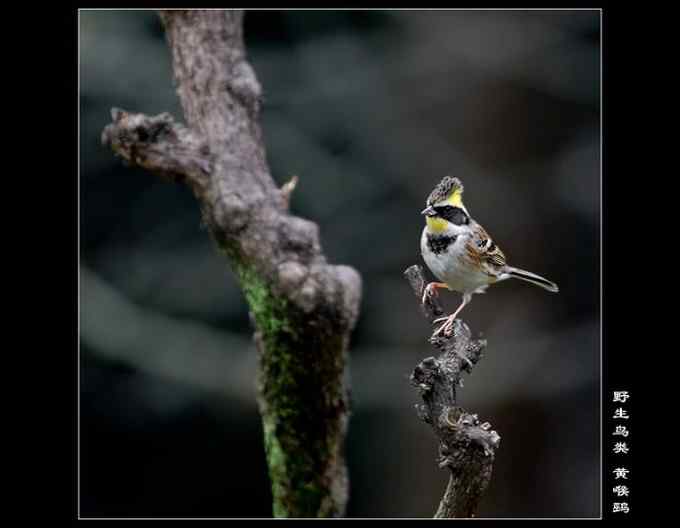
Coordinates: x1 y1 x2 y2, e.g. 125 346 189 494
426 216 449 233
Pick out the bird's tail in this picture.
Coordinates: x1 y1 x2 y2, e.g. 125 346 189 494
505 266 559 293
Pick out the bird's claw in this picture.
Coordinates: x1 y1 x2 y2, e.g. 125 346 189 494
432 314 455 337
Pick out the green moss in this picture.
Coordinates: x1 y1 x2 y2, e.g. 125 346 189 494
262 414 290 518
236 264 292 335
222 246 346 517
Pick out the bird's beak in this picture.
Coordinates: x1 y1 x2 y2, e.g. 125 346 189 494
421 205 436 217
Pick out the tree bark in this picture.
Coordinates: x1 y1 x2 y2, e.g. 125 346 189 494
101 10 361 518
404 265 500 518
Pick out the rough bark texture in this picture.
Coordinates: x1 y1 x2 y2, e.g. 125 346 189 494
101 10 361 518
404 265 500 518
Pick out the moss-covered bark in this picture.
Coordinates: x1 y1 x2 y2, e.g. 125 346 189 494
234 262 349 518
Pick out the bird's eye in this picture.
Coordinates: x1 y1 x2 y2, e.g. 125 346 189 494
438 206 468 226
456 210 469 225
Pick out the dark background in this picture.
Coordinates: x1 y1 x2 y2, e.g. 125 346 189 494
79 9 601 518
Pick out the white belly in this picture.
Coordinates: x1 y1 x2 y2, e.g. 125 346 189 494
420 227 491 294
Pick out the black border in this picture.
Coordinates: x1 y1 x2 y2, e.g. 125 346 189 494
601 6 636 521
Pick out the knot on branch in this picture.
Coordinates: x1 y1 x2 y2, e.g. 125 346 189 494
278 216 321 257
227 59 263 116
102 108 212 189
330 265 363 331
210 180 250 235
438 409 501 463
271 260 361 331
411 356 439 396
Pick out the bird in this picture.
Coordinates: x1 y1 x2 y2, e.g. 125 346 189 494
420 176 559 337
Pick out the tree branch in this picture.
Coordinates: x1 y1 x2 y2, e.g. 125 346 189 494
404 265 500 518
101 9 361 518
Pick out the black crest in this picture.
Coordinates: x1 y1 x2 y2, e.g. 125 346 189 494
427 176 464 205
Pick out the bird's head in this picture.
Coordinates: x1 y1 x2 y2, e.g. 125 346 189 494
421 176 471 234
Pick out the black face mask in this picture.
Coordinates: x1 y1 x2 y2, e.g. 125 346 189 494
434 205 469 226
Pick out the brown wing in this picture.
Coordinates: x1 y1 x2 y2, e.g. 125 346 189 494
466 224 507 273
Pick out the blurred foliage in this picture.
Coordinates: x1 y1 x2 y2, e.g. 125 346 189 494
80 9 600 518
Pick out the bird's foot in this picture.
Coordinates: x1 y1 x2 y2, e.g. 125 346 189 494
422 282 447 305
432 316 473 368
432 314 456 337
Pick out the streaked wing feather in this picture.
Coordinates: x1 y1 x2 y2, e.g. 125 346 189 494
472 225 506 271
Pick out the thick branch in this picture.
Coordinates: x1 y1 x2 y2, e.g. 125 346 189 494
405 265 500 518
102 9 361 518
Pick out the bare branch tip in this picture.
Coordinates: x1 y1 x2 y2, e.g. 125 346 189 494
281 174 298 196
